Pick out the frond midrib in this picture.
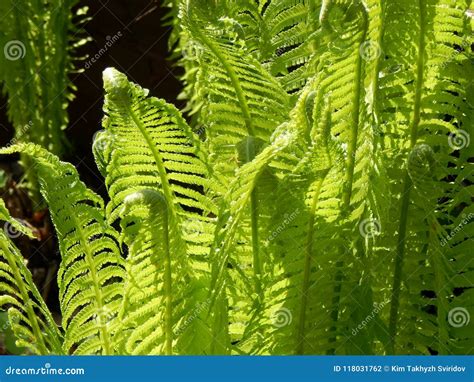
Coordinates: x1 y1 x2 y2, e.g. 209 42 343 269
127 105 176 218
328 8 369 354
64 208 113 355
123 102 177 355
388 0 427 353
0 239 50 354
295 172 328 355
191 23 256 137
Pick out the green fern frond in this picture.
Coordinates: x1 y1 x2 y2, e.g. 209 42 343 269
237 0 323 94
115 190 212 355
0 199 63 354
373 0 474 354
96 68 221 274
98 68 220 223
179 0 291 179
0 0 89 202
0 0 89 155
95 68 222 354
208 133 295 352
0 143 125 355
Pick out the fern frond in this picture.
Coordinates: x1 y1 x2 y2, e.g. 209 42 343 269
0 199 63 354
98 68 220 224
179 0 291 179
0 143 125 355
237 0 323 94
374 0 474 354
207 133 295 353
96 68 221 354
0 0 89 155
115 190 212 355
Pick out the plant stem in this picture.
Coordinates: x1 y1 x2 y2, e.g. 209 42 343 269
327 12 368 353
296 175 326 354
193 26 255 137
162 205 173 355
0 240 49 354
250 190 261 289
388 0 426 354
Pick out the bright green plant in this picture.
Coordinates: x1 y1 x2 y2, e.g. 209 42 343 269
0 0 473 355
0 0 88 197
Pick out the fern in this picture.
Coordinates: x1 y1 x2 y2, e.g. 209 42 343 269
0 0 472 356
177 0 291 180
235 0 323 94
377 0 474 354
0 0 88 200
95 68 221 354
0 144 125 355
0 199 63 354
0 0 88 154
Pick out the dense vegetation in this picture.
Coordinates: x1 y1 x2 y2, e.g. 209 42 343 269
0 0 473 355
